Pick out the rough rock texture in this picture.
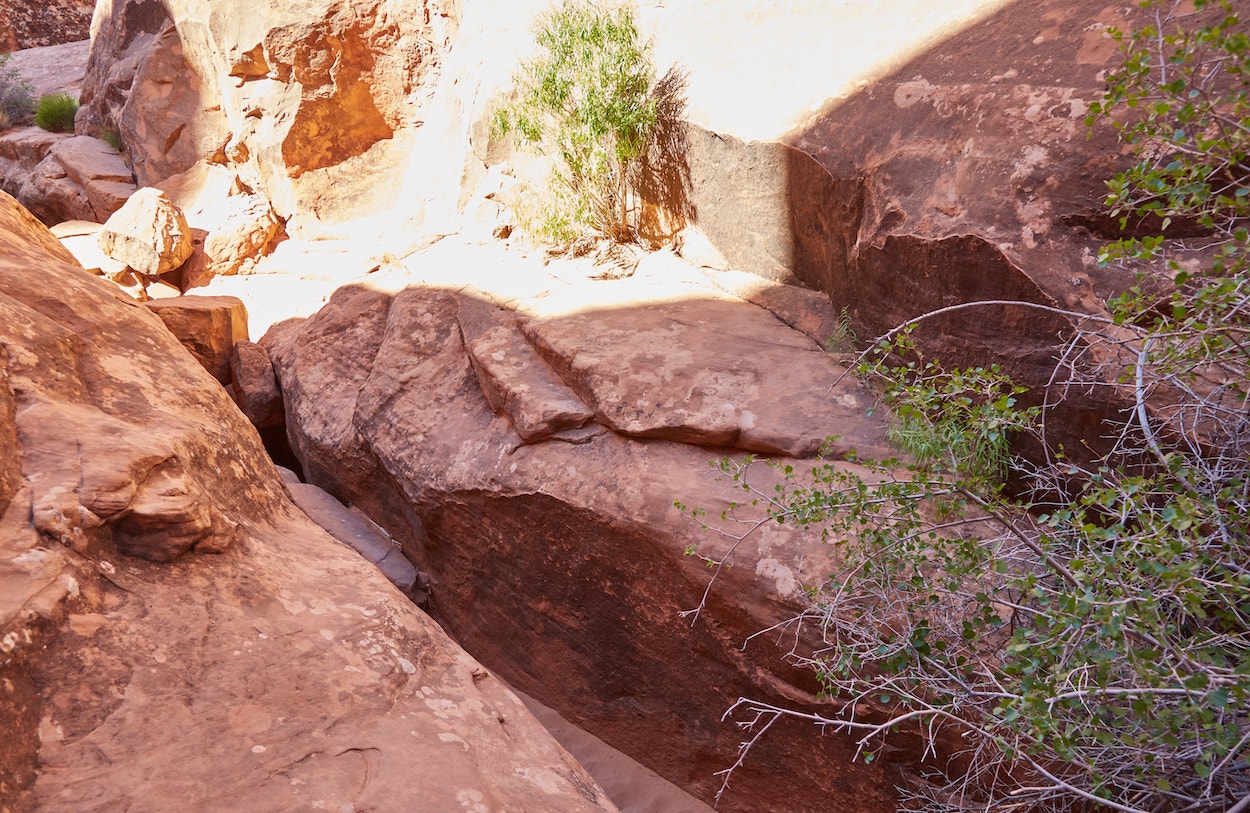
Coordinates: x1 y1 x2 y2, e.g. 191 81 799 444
0 129 67 202
521 299 889 459
261 263 903 812
0 189 617 812
79 0 456 236
97 186 193 276
155 163 285 286
145 294 249 384
229 339 283 428
663 0 1152 457
0 0 93 51
15 135 135 225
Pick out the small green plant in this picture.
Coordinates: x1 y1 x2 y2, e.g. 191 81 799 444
34 93 78 133
493 1 685 248
0 53 34 128
100 129 122 151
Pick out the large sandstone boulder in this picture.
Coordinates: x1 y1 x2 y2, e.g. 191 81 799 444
649 0 1153 458
260 249 906 813
97 186 193 276
145 294 249 384
0 190 617 812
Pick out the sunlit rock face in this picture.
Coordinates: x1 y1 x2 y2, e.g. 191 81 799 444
0 0 93 51
0 188 618 812
78 0 457 233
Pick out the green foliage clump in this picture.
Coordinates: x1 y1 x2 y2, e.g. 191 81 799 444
34 93 78 133
683 2 1250 811
101 129 123 151
492 1 683 248
0 53 34 129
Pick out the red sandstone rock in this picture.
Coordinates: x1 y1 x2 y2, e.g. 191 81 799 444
0 0 92 51
229 339 283 428
0 189 618 812
145 295 249 384
262 282 903 813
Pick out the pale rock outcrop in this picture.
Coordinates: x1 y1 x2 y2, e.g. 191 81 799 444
78 1 230 190
0 189 617 812
79 0 456 238
260 252 904 813
157 163 284 287
16 135 135 225
144 294 249 384
97 186 193 277
50 219 126 278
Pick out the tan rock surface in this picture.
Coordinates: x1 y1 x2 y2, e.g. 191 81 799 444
97 186 193 276
0 129 67 199
0 189 618 812
79 0 455 236
50 220 126 278
0 40 90 99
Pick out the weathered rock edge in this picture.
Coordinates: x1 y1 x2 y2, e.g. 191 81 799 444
0 189 617 813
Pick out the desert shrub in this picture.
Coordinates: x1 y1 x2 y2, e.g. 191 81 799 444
0 53 34 127
684 2 1250 810
101 129 123 151
34 93 78 133
492 1 686 248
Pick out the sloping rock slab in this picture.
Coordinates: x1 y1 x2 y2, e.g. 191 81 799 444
263 283 904 813
467 323 595 442
0 190 617 812
284 475 424 599
523 298 890 459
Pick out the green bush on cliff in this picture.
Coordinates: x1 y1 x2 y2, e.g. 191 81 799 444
492 1 684 248
34 92 78 133
0 53 34 129
684 2 1250 811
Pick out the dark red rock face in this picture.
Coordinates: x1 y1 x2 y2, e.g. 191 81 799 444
0 0 93 51
263 283 909 813
671 0 1159 463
